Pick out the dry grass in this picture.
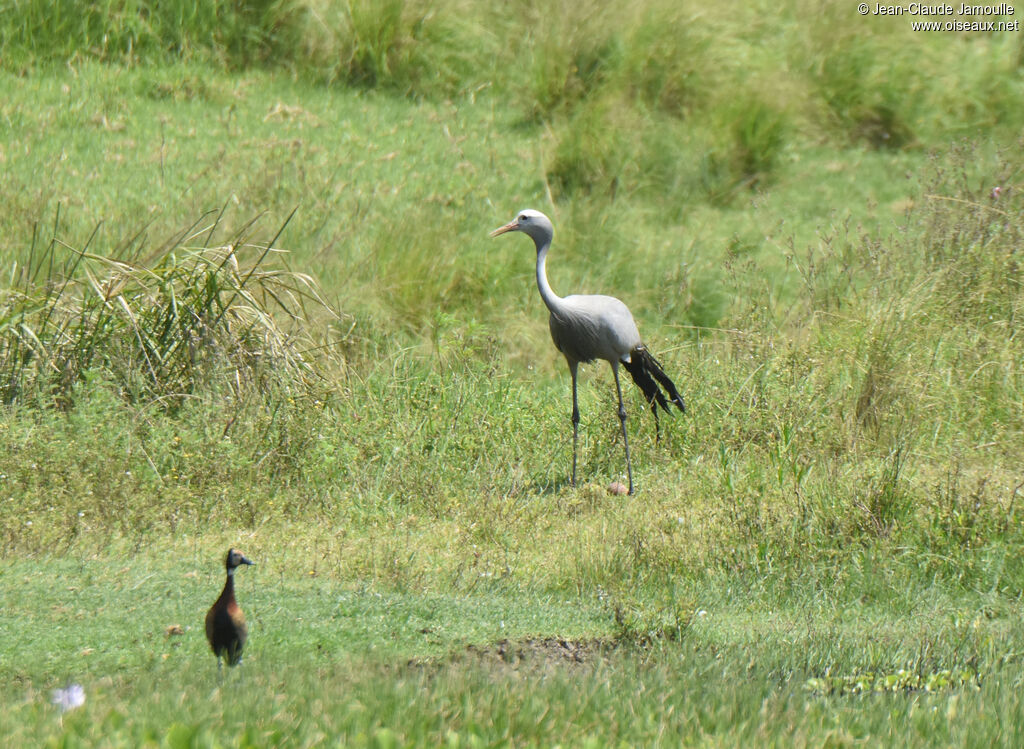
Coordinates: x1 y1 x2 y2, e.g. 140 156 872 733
0 208 346 410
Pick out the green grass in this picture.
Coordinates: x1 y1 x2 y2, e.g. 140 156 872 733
3 546 1024 745
1 0 1023 745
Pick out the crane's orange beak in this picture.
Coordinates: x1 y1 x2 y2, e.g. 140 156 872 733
490 220 518 237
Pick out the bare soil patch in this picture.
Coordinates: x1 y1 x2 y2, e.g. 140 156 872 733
406 637 613 676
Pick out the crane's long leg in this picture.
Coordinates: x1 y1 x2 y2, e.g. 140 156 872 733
569 361 580 487
611 362 634 495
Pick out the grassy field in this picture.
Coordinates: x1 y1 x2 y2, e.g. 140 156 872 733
1 0 1023 745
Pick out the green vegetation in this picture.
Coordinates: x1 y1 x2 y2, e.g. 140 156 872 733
1 0 1022 745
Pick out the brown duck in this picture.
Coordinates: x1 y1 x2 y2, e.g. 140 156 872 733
205 548 254 671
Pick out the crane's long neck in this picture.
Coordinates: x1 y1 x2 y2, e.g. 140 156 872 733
535 239 565 314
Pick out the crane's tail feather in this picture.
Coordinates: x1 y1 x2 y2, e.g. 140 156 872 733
641 348 686 415
622 346 686 422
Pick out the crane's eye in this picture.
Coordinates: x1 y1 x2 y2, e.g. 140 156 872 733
519 214 528 222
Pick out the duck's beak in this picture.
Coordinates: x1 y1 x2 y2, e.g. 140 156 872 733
490 220 519 237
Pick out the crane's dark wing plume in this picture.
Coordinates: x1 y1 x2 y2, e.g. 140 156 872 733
622 346 686 440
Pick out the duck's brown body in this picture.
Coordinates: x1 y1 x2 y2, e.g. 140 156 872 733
205 549 253 669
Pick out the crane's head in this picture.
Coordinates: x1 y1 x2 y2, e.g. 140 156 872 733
490 209 553 249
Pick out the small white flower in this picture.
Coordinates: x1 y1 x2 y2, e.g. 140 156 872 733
51 683 85 713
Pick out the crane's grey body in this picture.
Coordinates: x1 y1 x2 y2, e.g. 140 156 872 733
549 294 640 366
491 210 685 494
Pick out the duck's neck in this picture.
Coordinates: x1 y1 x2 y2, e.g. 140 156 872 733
221 568 236 599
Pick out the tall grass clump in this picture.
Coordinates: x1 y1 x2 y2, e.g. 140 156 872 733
537 1 796 206
544 95 636 200
807 29 921 147
0 208 344 411
0 0 280 70
4 0 1024 149
511 0 625 121
273 0 482 94
857 154 1018 452
797 1 1024 146
619 3 721 119
696 97 791 203
915 144 1023 322
546 94 791 207
687 140 1024 568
